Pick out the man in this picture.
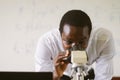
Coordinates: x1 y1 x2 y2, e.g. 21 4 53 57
35 10 115 80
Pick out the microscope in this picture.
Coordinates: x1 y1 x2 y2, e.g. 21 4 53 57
69 44 88 80
70 50 88 80
63 44 95 80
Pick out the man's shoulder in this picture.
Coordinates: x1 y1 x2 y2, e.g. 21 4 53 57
92 27 112 40
39 28 61 42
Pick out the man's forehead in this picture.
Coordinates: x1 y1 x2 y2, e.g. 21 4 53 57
63 24 71 35
63 24 89 36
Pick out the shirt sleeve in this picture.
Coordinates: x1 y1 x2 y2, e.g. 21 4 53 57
35 36 54 72
94 32 115 80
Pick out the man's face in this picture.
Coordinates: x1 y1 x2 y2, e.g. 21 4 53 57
61 24 90 50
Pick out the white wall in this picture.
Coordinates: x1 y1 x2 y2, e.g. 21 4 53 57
0 0 120 76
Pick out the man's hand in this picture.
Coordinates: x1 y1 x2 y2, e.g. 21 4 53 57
53 50 70 80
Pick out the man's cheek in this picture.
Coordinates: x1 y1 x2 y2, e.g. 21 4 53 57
63 44 71 50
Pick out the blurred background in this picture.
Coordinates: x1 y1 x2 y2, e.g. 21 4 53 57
0 0 120 76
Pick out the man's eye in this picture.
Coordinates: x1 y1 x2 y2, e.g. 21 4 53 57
63 40 72 45
66 41 72 44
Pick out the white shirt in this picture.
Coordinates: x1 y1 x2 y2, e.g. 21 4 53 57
35 27 115 80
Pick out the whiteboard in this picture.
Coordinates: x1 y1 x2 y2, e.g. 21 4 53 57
0 0 120 76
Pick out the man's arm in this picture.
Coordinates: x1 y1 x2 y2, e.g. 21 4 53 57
35 37 53 72
94 32 115 80
35 37 70 80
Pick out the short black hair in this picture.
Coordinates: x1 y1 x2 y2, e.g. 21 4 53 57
59 10 92 34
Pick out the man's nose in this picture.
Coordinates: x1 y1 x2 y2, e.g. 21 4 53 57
72 42 81 46
71 42 81 50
